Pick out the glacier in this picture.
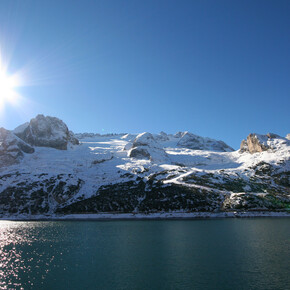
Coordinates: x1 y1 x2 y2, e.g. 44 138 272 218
0 115 289 219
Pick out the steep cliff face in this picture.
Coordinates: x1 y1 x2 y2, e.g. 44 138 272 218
240 133 290 154
0 117 289 217
14 115 79 150
0 128 34 167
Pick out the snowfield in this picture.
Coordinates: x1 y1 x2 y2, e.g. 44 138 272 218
0 115 289 219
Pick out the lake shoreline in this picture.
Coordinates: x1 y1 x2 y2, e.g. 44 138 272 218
0 211 289 221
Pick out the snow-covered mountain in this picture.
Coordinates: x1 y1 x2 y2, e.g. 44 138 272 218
14 114 79 150
0 115 289 217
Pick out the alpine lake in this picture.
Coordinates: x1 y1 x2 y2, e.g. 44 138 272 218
0 218 289 290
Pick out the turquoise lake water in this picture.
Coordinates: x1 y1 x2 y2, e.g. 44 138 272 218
0 218 289 290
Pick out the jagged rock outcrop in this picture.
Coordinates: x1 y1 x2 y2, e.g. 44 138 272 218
240 133 289 154
15 114 79 150
0 128 34 167
128 132 168 161
240 134 269 153
128 147 151 159
68 131 79 145
174 132 184 138
286 134 290 140
155 131 169 141
177 131 234 152
0 115 289 218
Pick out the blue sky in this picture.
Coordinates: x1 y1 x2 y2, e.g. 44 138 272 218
0 0 289 149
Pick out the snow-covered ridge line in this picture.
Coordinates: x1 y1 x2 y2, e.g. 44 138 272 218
0 114 289 217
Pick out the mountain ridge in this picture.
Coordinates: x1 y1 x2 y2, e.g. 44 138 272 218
0 115 289 218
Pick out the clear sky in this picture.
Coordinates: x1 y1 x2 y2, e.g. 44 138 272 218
0 0 289 149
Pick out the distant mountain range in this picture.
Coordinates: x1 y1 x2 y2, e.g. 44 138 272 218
0 114 289 218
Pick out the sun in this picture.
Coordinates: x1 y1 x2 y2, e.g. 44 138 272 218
0 55 21 109
0 70 18 100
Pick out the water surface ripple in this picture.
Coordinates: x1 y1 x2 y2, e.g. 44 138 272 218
0 218 289 289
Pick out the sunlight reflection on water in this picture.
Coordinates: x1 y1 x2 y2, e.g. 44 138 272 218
0 221 57 289
0 219 289 290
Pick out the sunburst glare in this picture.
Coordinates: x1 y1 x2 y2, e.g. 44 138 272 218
0 38 81 121
0 51 22 111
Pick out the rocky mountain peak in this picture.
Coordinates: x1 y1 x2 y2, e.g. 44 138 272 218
177 131 234 152
155 131 169 142
240 133 289 154
14 114 79 150
0 120 289 217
